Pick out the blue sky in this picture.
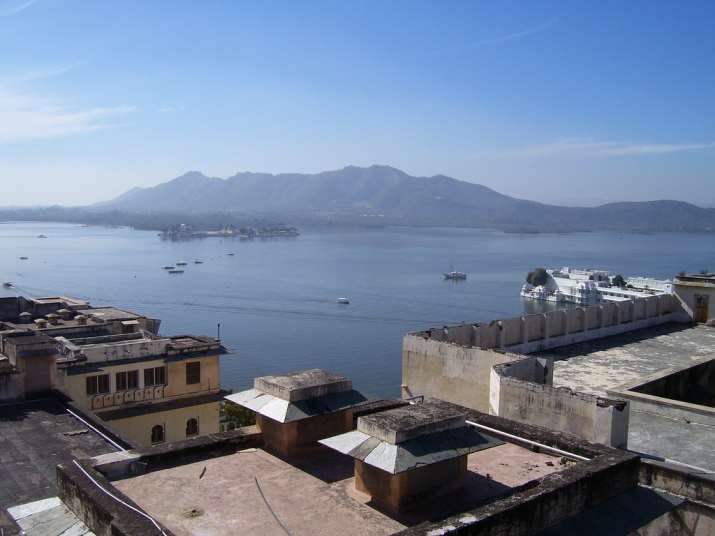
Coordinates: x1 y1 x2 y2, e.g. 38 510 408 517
1 0 714 206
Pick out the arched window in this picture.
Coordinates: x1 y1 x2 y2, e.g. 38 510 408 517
151 424 164 444
186 418 199 437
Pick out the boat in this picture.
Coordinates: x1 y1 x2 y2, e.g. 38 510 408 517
19 256 28 260
176 261 188 266
194 260 204 264
37 234 47 239
443 271 467 280
227 253 235 256
168 270 184 274
337 297 350 304
162 266 175 270
3 282 12 288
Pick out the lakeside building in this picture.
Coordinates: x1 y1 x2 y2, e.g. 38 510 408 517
0 295 227 447
4 368 714 536
521 267 672 305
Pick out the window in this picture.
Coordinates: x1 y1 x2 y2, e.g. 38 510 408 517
116 370 139 391
151 424 165 444
186 418 199 437
144 366 166 387
86 374 110 395
186 362 201 385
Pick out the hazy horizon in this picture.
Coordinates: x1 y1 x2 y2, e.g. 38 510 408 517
1 1 714 207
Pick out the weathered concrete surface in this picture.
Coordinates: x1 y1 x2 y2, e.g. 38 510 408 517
402 335 522 412
257 408 353 457
114 447 406 536
490 370 629 448
112 442 567 535
0 398 116 509
357 400 466 444
546 323 715 469
548 324 715 398
255 369 352 402
8 497 95 536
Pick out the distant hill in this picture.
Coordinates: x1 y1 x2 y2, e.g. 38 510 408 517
94 165 715 232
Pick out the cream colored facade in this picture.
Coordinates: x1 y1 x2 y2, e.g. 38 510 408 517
108 401 220 446
55 336 224 447
56 355 221 412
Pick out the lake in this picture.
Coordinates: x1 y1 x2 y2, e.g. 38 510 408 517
1 222 713 398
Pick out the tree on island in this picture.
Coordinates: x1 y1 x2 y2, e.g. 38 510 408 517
612 274 626 288
526 268 549 287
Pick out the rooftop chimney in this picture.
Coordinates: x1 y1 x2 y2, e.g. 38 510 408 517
321 400 497 512
225 369 366 457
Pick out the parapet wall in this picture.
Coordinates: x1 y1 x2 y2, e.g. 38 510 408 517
417 293 685 355
402 335 522 412
402 295 682 447
490 359 629 447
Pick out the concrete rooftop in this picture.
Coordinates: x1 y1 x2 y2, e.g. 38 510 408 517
543 323 715 398
357 400 466 444
255 369 352 402
0 399 116 532
540 323 715 470
112 442 568 535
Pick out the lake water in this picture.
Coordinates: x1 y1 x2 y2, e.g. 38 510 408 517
1 222 713 398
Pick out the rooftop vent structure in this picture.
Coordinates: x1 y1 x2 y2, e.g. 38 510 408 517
45 313 59 325
18 312 32 324
74 314 88 325
225 369 366 457
34 318 48 328
321 399 501 512
56 308 73 320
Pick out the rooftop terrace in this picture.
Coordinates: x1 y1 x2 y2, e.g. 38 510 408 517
541 323 715 470
112 440 566 536
0 398 117 532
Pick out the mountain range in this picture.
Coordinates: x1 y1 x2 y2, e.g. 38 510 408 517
95 165 715 232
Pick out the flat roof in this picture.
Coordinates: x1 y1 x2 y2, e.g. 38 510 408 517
75 307 141 321
112 442 567 536
0 399 117 509
543 323 715 398
255 369 352 402
540 323 715 470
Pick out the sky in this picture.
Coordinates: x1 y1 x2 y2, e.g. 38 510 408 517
1 0 714 207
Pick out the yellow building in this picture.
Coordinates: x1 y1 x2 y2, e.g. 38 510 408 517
55 331 225 447
1 295 228 447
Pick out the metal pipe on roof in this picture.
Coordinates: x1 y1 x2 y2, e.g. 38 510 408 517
72 460 167 536
64 406 126 452
465 420 591 462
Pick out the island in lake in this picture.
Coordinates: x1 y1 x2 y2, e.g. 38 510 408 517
160 223 300 241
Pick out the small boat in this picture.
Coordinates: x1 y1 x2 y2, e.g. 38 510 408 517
337 297 350 304
37 234 47 238
194 260 203 264
443 271 467 280
162 265 175 270
176 261 188 266
227 253 235 256
19 256 28 260
3 282 12 288
168 269 184 274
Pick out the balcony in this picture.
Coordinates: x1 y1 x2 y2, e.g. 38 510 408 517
91 385 165 410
